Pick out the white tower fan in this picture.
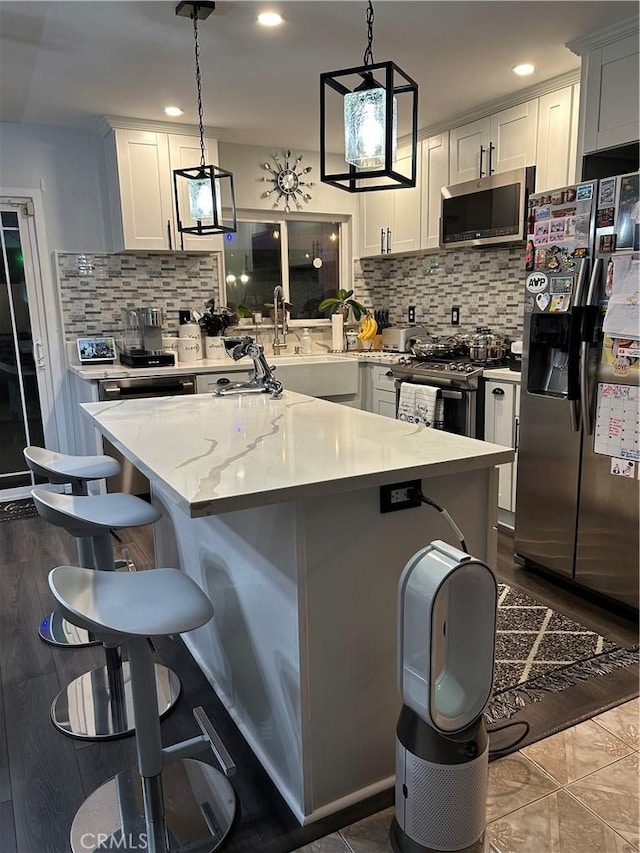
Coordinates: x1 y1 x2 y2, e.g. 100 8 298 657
391 540 497 853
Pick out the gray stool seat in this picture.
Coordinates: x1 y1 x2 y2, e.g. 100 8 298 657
24 446 120 485
50 565 214 638
25 446 121 649
31 487 180 742
50 566 237 853
31 487 161 535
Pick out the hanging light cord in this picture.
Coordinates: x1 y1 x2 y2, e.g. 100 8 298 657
363 0 374 67
191 6 206 169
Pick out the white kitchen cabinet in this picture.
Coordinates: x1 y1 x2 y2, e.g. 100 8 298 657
569 25 639 156
359 148 421 257
484 378 520 516
448 100 539 184
106 128 222 253
420 133 450 249
368 364 397 418
535 84 579 192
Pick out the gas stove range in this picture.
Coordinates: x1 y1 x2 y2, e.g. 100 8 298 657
391 357 483 390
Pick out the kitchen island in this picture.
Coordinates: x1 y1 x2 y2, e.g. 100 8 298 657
82 391 513 824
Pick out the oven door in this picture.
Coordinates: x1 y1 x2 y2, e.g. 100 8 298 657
395 380 477 437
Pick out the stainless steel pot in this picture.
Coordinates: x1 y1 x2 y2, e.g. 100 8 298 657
469 328 506 362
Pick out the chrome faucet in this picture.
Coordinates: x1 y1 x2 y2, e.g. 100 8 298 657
273 285 288 354
212 336 283 398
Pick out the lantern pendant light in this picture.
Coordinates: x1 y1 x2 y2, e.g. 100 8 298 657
320 1 418 193
173 1 236 240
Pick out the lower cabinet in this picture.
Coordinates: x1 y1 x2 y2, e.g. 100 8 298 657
484 379 521 516
368 364 397 418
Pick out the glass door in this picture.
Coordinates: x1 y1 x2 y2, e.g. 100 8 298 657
0 205 48 496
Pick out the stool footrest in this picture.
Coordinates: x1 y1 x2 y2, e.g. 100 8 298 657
193 705 236 777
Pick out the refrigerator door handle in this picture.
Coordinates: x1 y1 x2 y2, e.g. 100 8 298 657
569 398 581 432
573 258 589 307
579 258 602 435
579 341 592 434
586 258 601 307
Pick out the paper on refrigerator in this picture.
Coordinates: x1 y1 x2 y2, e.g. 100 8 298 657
603 256 640 340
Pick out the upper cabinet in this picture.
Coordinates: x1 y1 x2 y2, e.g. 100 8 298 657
420 133 450 250
104 127 222 253
534 84 579 193
568 19 639 158
448 100 539 184
359 148 421 257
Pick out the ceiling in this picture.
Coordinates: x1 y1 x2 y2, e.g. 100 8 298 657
0 1 637 152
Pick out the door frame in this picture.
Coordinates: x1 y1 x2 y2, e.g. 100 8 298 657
1 188 69 496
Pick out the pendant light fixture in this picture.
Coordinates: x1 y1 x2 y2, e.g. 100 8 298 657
173 1 236 239
320 1 418 193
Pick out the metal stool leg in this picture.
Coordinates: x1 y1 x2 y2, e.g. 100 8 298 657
70 638 236 853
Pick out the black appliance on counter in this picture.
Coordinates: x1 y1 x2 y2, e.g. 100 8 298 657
120 307 175 368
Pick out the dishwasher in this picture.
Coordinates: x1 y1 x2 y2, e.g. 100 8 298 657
98 374 196 495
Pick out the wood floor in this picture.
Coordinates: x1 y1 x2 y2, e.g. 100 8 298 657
0 515 637 853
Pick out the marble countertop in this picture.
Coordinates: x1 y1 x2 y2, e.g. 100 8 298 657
482 368 522 383
82 392 513 517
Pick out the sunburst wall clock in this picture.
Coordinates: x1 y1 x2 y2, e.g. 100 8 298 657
260 151 314 212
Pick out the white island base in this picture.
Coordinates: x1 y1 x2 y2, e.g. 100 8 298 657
151 466 497 825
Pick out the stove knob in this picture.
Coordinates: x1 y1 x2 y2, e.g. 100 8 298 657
466 364 475 373
448 363 456 371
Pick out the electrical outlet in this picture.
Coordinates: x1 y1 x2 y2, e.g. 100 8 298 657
451 305 460 326
380 480 422 513
408 305 416 324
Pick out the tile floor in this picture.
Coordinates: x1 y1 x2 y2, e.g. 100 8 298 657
295 698 640 853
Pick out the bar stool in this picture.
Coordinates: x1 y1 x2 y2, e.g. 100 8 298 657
23 445 121 648
50 564 237 853
31 487 181 741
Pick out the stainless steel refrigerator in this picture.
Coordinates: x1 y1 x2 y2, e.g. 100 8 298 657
514 172 639 611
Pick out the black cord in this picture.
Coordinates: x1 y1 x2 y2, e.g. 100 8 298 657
487 719 531 758
409 488 468 553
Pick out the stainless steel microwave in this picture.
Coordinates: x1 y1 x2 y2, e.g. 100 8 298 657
440 166 536 249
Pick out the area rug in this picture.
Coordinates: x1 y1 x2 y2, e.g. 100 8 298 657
0 497 39 522
485 583 639 755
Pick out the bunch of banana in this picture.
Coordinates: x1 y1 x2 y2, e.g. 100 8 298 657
357 313 378 341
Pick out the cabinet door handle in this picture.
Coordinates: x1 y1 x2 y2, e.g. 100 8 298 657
380 228 385 254
479 145 486 178
488 143 495 175
385 370 394 377
167 220 173 251
386 228 391 253
514 415 520 452
492 387 505 396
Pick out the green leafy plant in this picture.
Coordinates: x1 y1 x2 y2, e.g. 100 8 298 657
236 303 253 319
318 289 367 322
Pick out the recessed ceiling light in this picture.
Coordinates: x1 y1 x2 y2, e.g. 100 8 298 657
164 106 184 117
258 11 283 27
512 64 535 76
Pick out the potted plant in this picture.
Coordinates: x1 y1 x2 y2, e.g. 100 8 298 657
318 289 367 323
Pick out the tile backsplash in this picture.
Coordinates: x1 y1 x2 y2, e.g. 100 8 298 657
57 245 525 348
57 252 221 339
354 245 525 340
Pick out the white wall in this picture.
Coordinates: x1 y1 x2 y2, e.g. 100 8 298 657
0 123 109 253
218 141 359 220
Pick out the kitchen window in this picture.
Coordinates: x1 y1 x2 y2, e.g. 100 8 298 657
222 218 347 323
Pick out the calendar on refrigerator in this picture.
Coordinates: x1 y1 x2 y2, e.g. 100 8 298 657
593 383 640 460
